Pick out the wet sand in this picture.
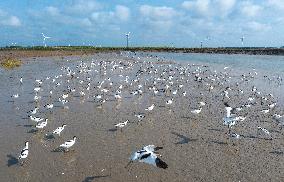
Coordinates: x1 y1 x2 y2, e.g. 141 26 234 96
0 52 283 182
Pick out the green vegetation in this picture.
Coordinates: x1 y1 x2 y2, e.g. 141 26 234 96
0 58 22 69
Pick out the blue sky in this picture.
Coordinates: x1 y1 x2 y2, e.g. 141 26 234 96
0 0 283 47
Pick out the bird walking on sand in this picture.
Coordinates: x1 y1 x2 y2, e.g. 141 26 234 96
145 104 155 111
126 145 168 169
53 124 66 136
18 141 29 165
191 108 202 114
60 136 77 152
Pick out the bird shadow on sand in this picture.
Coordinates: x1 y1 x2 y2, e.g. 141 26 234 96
44 134 55 140
7 154 19 167
108 128 118 132
27 128 38 134
51 147 65 153
171 132 198 144
209 140 228 145
82 175 110 182
208 128 224 132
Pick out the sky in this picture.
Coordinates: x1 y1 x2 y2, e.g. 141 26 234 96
0 0 283 47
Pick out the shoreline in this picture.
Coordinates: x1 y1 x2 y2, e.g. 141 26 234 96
1 47 284 62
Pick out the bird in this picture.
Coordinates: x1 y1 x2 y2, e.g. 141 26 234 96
36 119 48 129
27 107 39 115
44 104 54 109
115 120 129 131
126 145 168 169
18 141 29 165
191 108 202 114
59 136 77 152
166 99 173 105
30 116 44 123
12 94 19 98
53 124 67 136
257 127 271 139
145 104 155 111
20 77 23 84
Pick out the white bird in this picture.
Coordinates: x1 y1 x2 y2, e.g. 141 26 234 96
36 119 48 129
114 94 122 99
28 107 39 115
145 104 155 111
12 94 19 98
62 93 68 99
60 136 77 151
135 114 145 120
18 141 29 162
257 127 271 136
166 99 173 105
20 77 23 84
34 87 41 92
191 108 202 114
44 104 54 109
115 120 129 129
53 124 66 136
126 145 168 169
30 116 44 123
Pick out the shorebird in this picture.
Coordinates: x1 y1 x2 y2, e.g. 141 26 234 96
53 124 66 136
166 99 173 105
126 145 168 169
12 94 19 98
18 141 29 165
60 136 77 152
36 119 48 129
115 120 129 131
30 116 44 123
145 104 155 111
191 108 202 114
27 107 39 115
44 104 54 109
257 127 271 139
20 77 23 84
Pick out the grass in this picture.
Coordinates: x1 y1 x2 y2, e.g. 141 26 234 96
0 58 22 69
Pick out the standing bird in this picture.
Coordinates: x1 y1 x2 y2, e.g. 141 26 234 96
53 124 67 136
59 136 77 152
145 104 155 111
18 141 29 165
126 145 168 169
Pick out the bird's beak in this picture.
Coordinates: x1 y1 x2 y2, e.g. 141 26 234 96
125 161 133 168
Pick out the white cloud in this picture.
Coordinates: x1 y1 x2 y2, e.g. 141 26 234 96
267 0 284 9
46 6 60 16
247 21 271 32
115 5 130 21
140 5 178 20
66 0 102 14
241 1 262 17
182 0 211 17
215 0 236 17
0 9 21 27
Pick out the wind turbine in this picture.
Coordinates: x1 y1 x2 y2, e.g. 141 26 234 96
240 35 244 46
125 32 130 48
42 33 51 47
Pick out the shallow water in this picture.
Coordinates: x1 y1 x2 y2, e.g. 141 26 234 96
0 52 283 182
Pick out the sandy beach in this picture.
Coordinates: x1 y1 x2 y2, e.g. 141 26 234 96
0 52 283 182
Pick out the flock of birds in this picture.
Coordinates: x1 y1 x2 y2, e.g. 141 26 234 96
11 51 284 172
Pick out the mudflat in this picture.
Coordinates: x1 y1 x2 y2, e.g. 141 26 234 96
0 52 283 182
